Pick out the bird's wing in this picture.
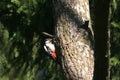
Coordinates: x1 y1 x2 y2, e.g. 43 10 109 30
44 45 52 55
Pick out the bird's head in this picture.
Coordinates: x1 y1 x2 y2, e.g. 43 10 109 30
45 38 52 44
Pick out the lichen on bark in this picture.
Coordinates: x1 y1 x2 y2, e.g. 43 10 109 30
53 0 94 80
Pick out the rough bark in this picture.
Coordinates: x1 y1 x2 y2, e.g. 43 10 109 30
53 0 94 80
93 0 111 80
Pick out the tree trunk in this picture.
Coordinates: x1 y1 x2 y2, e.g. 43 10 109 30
93 0 111 80
53 0 94 80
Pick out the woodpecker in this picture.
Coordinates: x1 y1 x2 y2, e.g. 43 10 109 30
44 38 57 60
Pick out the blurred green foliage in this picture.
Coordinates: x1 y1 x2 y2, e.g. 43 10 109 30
0 0 62 80
110 0 120 79
1 0 120 80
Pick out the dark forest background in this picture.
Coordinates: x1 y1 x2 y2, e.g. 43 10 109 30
0 0 120 80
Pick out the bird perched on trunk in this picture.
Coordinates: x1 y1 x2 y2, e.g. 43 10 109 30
44 38 57 60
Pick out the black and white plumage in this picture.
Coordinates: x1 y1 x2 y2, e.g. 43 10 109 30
44 39 57 59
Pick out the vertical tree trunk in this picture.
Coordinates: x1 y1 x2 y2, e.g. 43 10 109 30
53 0 94 80
93 0 111 80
